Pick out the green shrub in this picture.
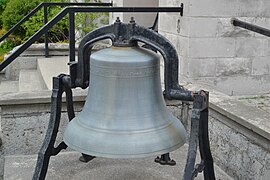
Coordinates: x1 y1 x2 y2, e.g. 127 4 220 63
22 2 69 42
0 0 9 28
2 0 69 42
2 0 109 44
2 0 40 38
0 39 15 62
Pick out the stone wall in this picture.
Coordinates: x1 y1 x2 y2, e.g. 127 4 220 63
209 109 270 179
159 0 270 95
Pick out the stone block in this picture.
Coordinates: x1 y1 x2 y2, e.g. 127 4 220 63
184 0 241 17
237 0 268 17
179 55 189 78
187 17 254 38
262 2 270 17
266 39 270 56
181 0 268 17
252 57 270 76
235 37 267 57
216 58 251 77
179 36 189 58
188 18 219 37
187 58 216 77
188 38 235 58
159 13 182 35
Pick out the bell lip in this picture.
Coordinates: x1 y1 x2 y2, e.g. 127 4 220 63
63 137 185 159
63 118 187 159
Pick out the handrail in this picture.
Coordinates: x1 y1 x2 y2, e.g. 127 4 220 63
232 18 270 37
0 2 113 56
0 6 183 72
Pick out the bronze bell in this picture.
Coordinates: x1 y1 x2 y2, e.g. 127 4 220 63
63 44 187 158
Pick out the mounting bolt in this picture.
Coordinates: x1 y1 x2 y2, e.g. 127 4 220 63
130 17 135 24
115 17 121 23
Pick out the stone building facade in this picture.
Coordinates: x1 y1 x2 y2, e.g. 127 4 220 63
112 0 270 96
159 0 270 95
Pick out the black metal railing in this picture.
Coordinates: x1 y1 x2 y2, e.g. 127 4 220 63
232 18 270 37
0 2 113 57
0 6 183 72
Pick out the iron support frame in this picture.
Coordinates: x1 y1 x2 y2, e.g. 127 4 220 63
32 74 74 180
183 91 215 180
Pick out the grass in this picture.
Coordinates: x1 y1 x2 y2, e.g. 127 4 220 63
238 95 266 100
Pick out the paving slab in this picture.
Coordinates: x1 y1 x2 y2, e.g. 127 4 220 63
4 145 232 180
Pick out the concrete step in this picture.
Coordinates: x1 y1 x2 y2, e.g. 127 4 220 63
37 56 70 90
0 80 19 93
0 69 6 81
4 145 232 180
19 70 46 92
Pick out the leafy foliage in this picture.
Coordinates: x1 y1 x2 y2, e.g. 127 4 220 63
0 39 14 62
2 0 69 42
1 0 109 44
22 2 69 42
2 0 41 38
0 0 9 28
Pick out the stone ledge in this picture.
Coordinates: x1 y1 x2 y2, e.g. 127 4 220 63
0 89 88 106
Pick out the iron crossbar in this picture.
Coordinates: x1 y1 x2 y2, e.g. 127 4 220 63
232 18 270 37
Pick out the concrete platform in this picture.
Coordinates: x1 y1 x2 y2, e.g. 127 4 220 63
4 145 232 180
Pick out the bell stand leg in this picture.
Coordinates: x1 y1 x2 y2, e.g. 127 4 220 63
198 92 215 179
154 153 176 166
183 91 215 180
79 153 96 163
32 74 75 180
